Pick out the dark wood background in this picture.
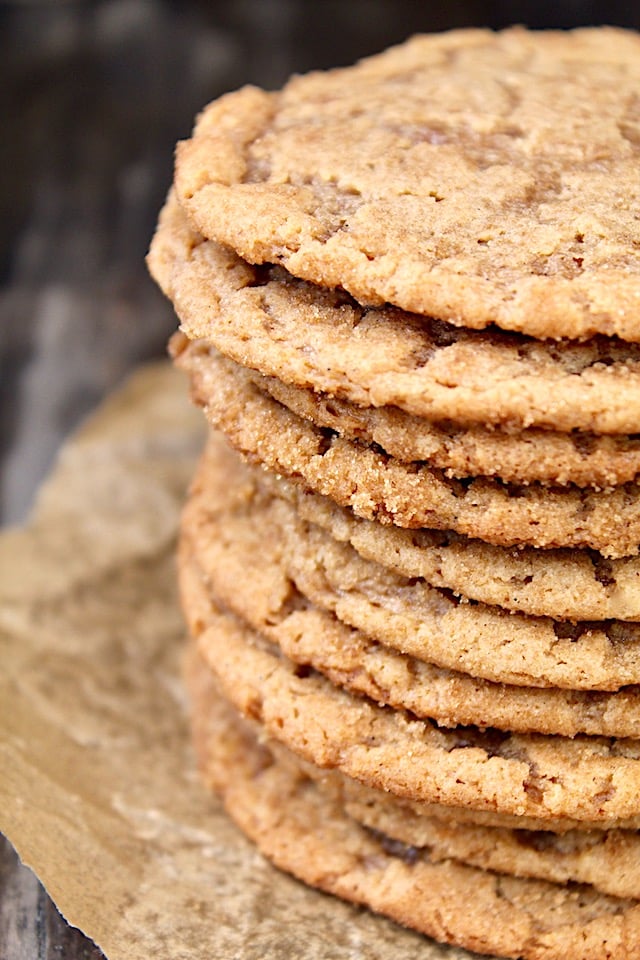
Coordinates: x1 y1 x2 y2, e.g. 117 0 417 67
2 1 639 956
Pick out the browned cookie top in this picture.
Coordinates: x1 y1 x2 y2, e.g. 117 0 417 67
150 196 640 435
175 27 640 341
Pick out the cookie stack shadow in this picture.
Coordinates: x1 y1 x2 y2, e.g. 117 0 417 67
148 28 640 959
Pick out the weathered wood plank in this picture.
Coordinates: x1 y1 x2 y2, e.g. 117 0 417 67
0 834 105 960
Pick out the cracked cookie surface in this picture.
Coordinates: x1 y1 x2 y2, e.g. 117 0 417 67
174 28 640 342
150 195 640 435
176 341 640 558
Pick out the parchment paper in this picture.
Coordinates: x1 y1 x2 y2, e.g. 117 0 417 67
0 363 466 960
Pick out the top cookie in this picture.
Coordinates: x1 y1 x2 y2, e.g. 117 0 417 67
175 27 640 341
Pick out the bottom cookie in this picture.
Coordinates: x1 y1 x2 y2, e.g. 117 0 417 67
186 647 640 960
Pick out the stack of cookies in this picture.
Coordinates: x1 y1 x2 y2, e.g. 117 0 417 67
148 27 640 959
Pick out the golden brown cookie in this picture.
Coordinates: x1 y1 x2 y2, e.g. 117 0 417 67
289 753 640 835
258 468 640 623
150 196 640 435
180 550 640 825
183 432 640 699
187 648 640 959
176 341 640 558
256 366 640 488
182 508 640 741
174 28 640 342
260 739 640 902
343 784 640 902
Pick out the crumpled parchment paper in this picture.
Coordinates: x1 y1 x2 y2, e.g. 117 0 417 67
0 363 466 960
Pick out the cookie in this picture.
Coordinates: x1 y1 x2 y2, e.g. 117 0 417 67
259 469 640 623
150 195 640 435
181 545 640 825
184 432 640 695
278 523 640 691
176 340 640 558
182 434 640 726
261 739 640 902
187 648 640 959
174 28 640 343
288 751 640 835
255 366 640 488
342 783 640 901
182 518 640 741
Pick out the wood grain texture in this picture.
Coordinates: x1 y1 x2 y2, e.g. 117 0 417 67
0 835 104 960
0 0 468 527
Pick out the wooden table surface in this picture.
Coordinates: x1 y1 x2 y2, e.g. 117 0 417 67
2 2 639 957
